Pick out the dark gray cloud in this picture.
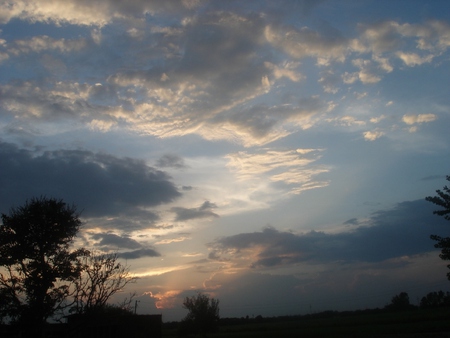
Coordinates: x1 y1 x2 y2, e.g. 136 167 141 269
155 154 187 169
86 232 161 259
118 248 161 260
0 141 181 220
208 200 450 267
90 233 142 250
171 201 219 221
421 175 446 181
343 218 359 225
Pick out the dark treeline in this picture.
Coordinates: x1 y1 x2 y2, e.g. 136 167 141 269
163 290 450 331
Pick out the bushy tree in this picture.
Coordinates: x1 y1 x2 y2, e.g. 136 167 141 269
385 292 415 311
0 197 86 331
179 292 220 336
71 251 138 314
426 175 450 279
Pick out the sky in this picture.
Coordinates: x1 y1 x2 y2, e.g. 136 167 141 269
1 0 450 321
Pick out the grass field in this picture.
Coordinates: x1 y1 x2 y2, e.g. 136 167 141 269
162 308 450 337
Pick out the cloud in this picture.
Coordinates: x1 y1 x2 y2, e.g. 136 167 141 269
9 36 87 55
370 115 386 123
402 114 437 133
82 232 161 259
396 52 433 66
0 81 119 128
359 21 404 54
155 154 187 169
2 8 448 149
420 175 446 182
204 251 447 318
102 11 299 146
206 97 326 146
155 235 190 245
318 70 340 93
402 114 437 125
225 148 329 194
352 59 382 84
264 61 303 82
90 233 142 250
0 141 181 219
343 218 359 226
118 248 161 260
363 130 384 141
171 201 219 221
358 20 450 54
0 0 202 26
208 200 450 268
264 24 347 63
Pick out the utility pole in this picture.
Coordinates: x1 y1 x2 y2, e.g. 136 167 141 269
134 300 140 314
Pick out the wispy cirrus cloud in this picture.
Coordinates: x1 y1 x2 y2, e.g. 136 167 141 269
225 148 329 195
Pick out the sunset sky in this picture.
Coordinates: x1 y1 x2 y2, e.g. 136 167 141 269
1 0 450 321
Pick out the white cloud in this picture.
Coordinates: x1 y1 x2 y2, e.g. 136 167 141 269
352 59 382 84
363 130 384 141
0 0 202 26
360 21 404 53
88 119 116 132
10 36 87 55
264 61 303 82
342 72 358 84
373 55 393 72
370 115 386 123
336 116 366 127
264 25 347 63
358 20 450 54
402 114 437 125
396 51 433 66
358 71 381 84
225 148 328 195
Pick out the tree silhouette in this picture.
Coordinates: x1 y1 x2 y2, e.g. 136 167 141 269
0 197 86 334
179 292 220 336
426 175 450 279
420 290 450 309
71 251 137 314
385 292 414 311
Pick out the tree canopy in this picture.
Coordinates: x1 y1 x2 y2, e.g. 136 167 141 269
0 197 86 328
384 292 415 311
180 292 220 336
426 175 450 279
71 251 137 315
426 175 450 221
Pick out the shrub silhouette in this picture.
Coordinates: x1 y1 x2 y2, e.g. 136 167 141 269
179 293 219 337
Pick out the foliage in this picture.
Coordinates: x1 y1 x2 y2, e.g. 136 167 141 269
70 251 138 314
426 175 450 221
420 290 450 309
0 197 86 328
426 175 450 279
384 292 415 311
179 292 220 336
